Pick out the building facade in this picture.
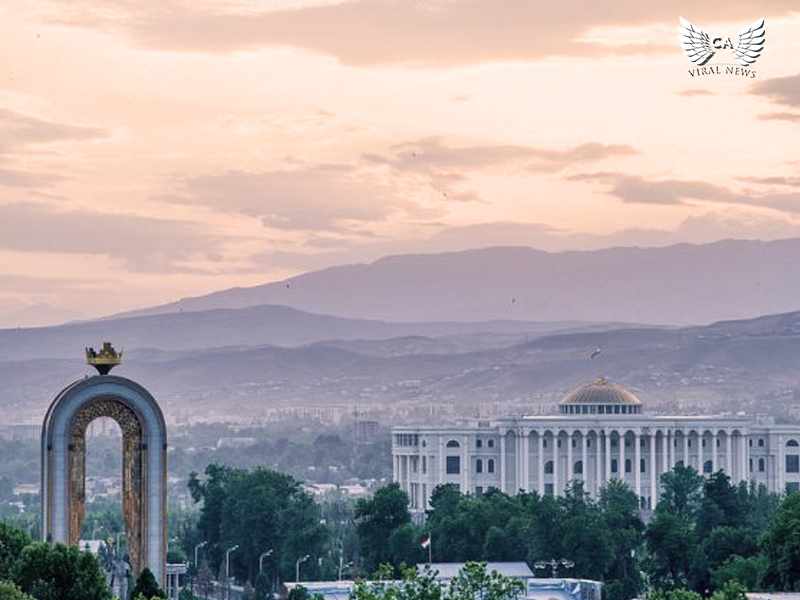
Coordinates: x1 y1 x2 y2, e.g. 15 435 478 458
392 378 800 511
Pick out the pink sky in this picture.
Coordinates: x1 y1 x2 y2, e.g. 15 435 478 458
1 1 799 325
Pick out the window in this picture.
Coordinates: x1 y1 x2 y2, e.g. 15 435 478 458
572 438 577 448
749 439 753 447
446 440 460 448
758 438 765 447
759 458 765 472
545 460 554 474
703 460 712 474
611 439 618 448
574 460 583 475
702 439 707 448
488 459 495 474
587 439 592 448
422 456 427 474
611 459 618 473
749 458 753 472
625 459 632 473
476 459 483 474
545 483 554 496
688 440 692 448
446 456 461 474
543 439 548 448
475 486 484 496
788 439 800 448
558 439 562 448
476 439 482 448
488 439 495 448
640 458 646 473
786 455 800 474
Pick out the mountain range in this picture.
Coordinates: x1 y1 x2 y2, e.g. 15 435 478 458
109 239 800 326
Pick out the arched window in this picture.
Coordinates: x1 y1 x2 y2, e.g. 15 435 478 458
703 460 713 474
545 460 554 474
446 440 460 448
758 458 765 472
476 459 483 473
574 460 583 475
487 459 495 473
787 439 799 447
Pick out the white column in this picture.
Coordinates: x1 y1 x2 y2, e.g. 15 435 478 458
500 435 507 494
581 431 589 493
726 432 732 476
392 455 398 482
618 431 625 482
649 433 657 509
553 430 560 495
567 431 574 484
683 430 689 467
462 435 469 493
742 433 749 484
594 430 602 495
712 432 718 473
522 433 530 492
634 431 641 504
516 434 522 491
777 435 783 492
604 431 611 485
667 430 673 472
538 432 545 495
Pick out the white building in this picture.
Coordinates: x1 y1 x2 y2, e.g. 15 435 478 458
392 378 800 511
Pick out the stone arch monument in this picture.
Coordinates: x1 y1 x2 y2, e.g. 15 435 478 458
41 343 167 585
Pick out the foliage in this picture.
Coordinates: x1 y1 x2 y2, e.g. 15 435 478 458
351 562 523 600
12 541 111 600
0 580 35 600
708 580 748 600
355 483 416 573
130 568 166 599
711 555 767 592
0 524 31 582
178 588 196 600
189 464 329 586
761 491 800 590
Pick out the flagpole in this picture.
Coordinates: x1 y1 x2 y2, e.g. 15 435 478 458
428 533 432 565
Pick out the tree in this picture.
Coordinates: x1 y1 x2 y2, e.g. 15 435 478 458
709 580 748 600
0 524 31 582
599 479 645 600
0 581 35 600
195 561 214 600
658 466 704 517
355 483 412 572
13 542 111 600
711 555 767 591
130 568 166 599
761 492 800 590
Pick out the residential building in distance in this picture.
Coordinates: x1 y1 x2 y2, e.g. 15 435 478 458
392 378 800 511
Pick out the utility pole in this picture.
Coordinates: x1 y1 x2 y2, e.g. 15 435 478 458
226 545 239 600
296 555 310 582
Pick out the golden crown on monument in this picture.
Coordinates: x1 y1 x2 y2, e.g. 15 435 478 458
85 342 123 375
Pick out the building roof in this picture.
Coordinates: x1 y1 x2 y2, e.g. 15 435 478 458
420 562 534 579
560 378 642 406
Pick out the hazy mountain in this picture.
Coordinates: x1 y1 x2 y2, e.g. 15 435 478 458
0 303 620 361
110 239 800 325
5 310 800 423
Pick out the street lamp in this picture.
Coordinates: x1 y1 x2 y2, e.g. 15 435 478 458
534 559 574 578
338 559 353 581
226 545 240 600
259 549 274 574
296 555 310 582
194 541 208 569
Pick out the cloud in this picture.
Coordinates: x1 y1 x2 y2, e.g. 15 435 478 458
0 202 225 272
738 175 800 187
758 112 800 123
677 89 715 97
167 164 439 232
752 73 800 108
569 172 800 215
0 168 64 188
0 108 106 154
46 0 799 65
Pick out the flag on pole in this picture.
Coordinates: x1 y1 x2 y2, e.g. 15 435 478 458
420 534 431 549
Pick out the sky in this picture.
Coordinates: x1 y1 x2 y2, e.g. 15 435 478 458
1 1 799 326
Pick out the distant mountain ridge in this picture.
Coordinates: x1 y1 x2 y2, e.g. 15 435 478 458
109 239 800 325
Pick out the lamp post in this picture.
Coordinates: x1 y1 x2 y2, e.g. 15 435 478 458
534 559 574 578
338 558 353 581
226 545 240 600
260 549 274 574
194 541 208 570
296 555 310 582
